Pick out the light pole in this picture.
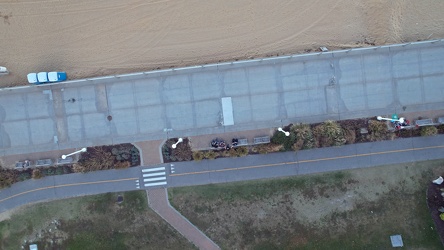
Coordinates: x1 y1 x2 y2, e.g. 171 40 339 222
62 148 87 159
172 138 183 149
377 116 405 123
278 127 290 137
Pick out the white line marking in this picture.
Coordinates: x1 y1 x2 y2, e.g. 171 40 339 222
142 167 165 172
144 176 166 182
143 172 165 177
144 181 167 187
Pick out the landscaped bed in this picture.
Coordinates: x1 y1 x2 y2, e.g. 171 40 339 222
0 143 140 189
163 117 444 163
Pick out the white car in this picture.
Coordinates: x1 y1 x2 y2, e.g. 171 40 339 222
27 73 38 84
37 72 49 82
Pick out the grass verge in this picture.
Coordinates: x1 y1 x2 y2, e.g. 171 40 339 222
0 191 194 250
169 160 444 249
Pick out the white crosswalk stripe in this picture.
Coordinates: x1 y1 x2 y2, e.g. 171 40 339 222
140 166 167 187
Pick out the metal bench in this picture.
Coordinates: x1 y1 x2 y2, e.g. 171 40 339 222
15 160 31 169
415 119 434 127
253 136 270 144
438 117 444 124
237 138 248 146
57 156 73 165
35 159 53 167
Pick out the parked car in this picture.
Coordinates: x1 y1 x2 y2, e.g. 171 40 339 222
27 73 38 84
37 72 48 82
48 72 67 82
27 71 67 84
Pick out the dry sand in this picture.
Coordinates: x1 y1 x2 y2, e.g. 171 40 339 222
0 0 443 87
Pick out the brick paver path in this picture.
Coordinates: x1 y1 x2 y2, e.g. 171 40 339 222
134 140 165 165
147 188 220 250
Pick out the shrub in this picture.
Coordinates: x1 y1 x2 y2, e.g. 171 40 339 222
271 129 296 151
72 163 87 173
0 167 18 188
228 148 240 157
162 139 176 161
440 213 444 221
114 161 131 169
78 147 116 172
420 126 438 136
171 138 192 161
312 120 346 147
343 128 356 144
291 123 315 150
204 151 218 160
32 169 42 179
192 151 204 161
236 147 249 157
251 144 283 154
368 120 390 141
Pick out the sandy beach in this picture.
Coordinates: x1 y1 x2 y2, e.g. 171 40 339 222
0 0 443 87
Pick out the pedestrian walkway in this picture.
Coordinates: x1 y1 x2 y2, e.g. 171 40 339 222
134 140 165 165
136 140 220 249
146 188 220 250
189 128 273 150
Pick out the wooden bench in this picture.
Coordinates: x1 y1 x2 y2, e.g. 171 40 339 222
253 136 271 144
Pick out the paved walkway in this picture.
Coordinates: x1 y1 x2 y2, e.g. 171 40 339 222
2 40 444 157
135 140 221 249
146 188 220 250
134 140 165 165
189 127 273 150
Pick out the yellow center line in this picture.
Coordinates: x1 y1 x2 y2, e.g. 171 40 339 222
170 144 444 177
0 177 138 203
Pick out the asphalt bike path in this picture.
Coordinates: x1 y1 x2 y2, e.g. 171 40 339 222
1 135 444 213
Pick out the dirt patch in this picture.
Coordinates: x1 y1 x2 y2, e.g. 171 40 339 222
1 1 444 87
169 160 444 249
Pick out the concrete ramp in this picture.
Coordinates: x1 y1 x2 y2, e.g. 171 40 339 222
221 97 234 126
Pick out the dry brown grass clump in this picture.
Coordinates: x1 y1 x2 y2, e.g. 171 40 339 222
204 151 218 160
312 120 346 147
291 123 315 150
251 144 283 154
192 151 205 161
420 126 438 136
368 120 391 141
32 169 42 179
